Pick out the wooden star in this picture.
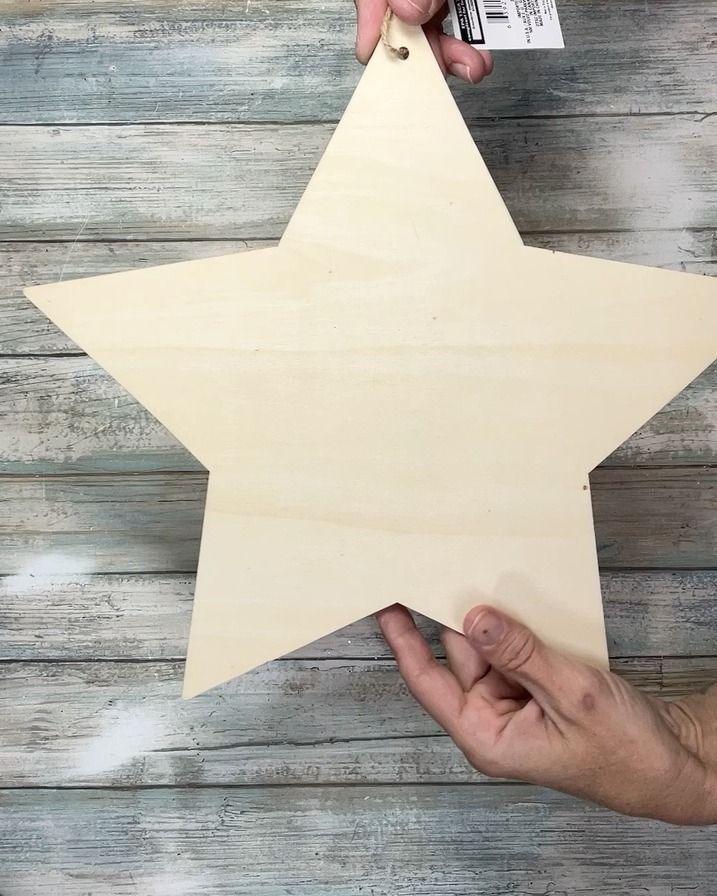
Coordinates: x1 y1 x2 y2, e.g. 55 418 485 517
26 22 717 698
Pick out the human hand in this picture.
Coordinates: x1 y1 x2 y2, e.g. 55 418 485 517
355 0 493 84
378 603 717 824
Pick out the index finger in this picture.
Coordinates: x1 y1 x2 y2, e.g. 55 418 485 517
377 604 466 731
355 0 389 64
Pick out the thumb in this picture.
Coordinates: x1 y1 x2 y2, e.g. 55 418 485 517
390 0 445 25
463 606 579 709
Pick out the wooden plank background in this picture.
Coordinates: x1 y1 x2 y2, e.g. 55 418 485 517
0 0 715 893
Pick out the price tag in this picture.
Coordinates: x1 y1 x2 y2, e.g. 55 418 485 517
448 0 564 49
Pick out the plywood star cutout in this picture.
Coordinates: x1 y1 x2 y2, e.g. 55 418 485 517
26 22 717 698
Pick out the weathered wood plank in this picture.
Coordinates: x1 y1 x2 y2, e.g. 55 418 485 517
0 356 203 473
591 466 717 568
602 571 717 657
0 656 713 788
1 786 715 896
0 658 469 787
1 0 715 122
3 570 716 661
2 116 715 240
531 229 717 277
0 473 208 575
4 233 714 355
610 361 717 465
0 468 714 574
3 353 716 472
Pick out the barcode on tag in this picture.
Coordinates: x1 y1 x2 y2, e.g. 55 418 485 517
484 1 509 22
447 0 564 50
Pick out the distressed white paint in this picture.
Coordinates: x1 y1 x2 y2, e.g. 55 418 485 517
75 706 166 777
2 553 95 592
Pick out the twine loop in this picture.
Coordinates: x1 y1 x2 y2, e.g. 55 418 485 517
380 9 410 60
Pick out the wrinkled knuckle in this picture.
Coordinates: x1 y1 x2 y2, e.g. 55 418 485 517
498 627 537 672
667 702 706 758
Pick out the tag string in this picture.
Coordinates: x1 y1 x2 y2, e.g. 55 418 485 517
380 9 410 60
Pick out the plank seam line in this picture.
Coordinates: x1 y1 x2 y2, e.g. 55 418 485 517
599 565 717 573
150 733 449 753
0 781 530 792
0 227 714 246
1 463 716 481
0 472 714 485
592 465 717 472
1 226 716 246
2 567 715 581
0 654 714 665
0 470 208 480
0 111 713 127
2 566 717 576
0 352 85 359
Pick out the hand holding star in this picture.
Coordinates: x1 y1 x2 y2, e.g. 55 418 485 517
355 0 493 83
380 604 717 824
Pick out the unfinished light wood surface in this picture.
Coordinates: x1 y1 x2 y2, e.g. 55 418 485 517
25 21 717 697
6 232 716 356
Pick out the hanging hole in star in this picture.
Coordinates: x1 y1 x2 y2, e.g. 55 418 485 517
380 9 410 60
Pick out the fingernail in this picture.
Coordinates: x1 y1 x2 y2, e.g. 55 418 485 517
467 610 506 647
479 50 494 75
448 63 474 83
406 0 431 12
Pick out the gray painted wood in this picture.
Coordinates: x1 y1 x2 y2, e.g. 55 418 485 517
2 116 715 240
0 468 714 574
0 656 714 788
591 466 717 568
1 0 715 122
2 571 716 661
0 473 207 575
1 786 716 896
4 232 715 356
0 356 203 474
3 353 717 472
